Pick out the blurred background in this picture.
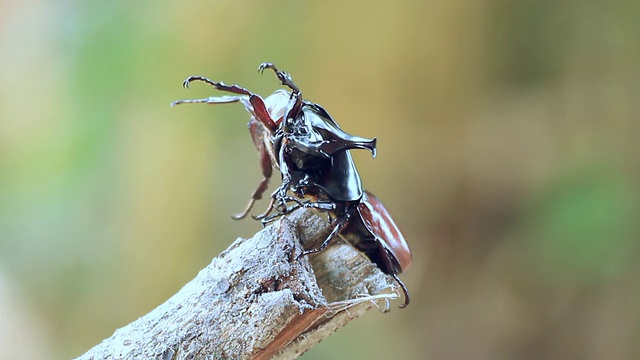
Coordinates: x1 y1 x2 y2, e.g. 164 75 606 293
1 0 639 359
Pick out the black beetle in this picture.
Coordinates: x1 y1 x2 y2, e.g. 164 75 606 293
172 63 412 307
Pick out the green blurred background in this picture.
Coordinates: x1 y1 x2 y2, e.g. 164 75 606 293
1 1 639 359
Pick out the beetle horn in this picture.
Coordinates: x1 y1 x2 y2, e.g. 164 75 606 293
317 127 378 158
308 105 378 158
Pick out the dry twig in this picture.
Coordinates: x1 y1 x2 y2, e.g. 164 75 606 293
76 208 400 360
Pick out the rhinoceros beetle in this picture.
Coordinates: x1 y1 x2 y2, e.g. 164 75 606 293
172 63 412 307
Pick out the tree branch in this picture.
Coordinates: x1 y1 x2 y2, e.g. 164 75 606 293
76 208 400 360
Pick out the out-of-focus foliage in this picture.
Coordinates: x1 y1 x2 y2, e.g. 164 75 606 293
1 0 639 359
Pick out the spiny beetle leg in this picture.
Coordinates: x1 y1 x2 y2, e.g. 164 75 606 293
177 74 278 135
260 204 301 226
392 274 410 308
170 95 243 107
277 196 304 208
234 146 273 220
232 198 256 220
300 201 337 212
298 212 350 259
271 196 337 214
255 186 293 225
252 197 276 221
260 212 282 226
258 63 300 93
258 63 303 121
182 76 252 96
248 96 277 132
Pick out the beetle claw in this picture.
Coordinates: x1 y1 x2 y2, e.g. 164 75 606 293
251 197 275 221
392 274 410 308
257 62 300 93
258 62 275 74
231 198 257 220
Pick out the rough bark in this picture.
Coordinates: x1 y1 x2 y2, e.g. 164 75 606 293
76 208 401 360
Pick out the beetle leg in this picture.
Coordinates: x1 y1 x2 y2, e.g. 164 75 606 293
270 141 295 213
252 197 276 220
257 195 327 224
174 75 278 132
232 141 274 220
259 210 283 225
391 274 410 308
259 203 301 225
258 63 303 121
232 199 256 220
182 76 253 95
171 93 278 134
248 96 278 132
231 173 269 220
275 187 291 213
298 212 350 259
279 196 305 207
299 201 337 212
258 63 300 93
262 181 291 219
260 212 283 225
171 95 244 106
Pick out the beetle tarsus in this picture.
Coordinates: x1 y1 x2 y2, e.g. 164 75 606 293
392 273 410 308
301 201 337 212
233 172 272 220
170 96 243 107
231 198 256 220
298 213 350 259
257 62 274 74
181 76 253 96
252 197 276 221
258 62 301 93
260 205 299 225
